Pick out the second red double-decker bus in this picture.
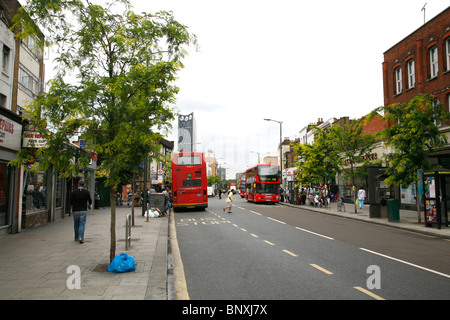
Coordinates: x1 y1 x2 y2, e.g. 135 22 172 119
239 173 246 198
172 152 208 211
245 164 280 203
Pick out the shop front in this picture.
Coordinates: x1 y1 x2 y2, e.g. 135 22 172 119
0 108 23 235
20 128 82 229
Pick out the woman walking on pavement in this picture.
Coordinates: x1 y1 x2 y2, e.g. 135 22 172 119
358 186 366 209
223 189 235 213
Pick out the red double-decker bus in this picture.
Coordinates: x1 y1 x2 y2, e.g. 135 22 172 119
172 152 208 211
245 164 280 203
239 173 246 198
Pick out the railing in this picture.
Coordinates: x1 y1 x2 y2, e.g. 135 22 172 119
125 214 131 250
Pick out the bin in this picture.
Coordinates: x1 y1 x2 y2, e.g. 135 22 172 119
387 199 399 222
149 194 165 211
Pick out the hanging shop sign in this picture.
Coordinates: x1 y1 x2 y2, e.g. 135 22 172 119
0 114 22 152
22 131 46 148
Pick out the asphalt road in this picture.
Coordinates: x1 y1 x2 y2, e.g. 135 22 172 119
174 195 450 300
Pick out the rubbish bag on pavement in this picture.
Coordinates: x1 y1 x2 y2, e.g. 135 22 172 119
107 253 136 273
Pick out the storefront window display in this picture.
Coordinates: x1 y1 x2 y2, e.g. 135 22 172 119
0 163 10 227
23 169 47 214
55 175 63 208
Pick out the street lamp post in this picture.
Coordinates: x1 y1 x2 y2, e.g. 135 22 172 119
250 151 260 164
264 118 283 185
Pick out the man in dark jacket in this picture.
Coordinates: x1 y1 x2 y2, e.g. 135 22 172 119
70 180 92 243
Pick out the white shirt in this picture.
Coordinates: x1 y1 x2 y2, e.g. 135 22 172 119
358 189 366 199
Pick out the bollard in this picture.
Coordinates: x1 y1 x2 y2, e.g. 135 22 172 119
125 214 131 250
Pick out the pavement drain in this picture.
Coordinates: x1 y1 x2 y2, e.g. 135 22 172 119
93 264 109 272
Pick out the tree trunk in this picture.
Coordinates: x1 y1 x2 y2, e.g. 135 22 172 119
109 189 116 263
131 172 135 226
353 176 358 214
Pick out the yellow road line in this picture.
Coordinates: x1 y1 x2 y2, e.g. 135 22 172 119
264 240 274 246
250 233 259 238
240 228 247 232
282 249 297 257
310 264 333 275
353 286 385 300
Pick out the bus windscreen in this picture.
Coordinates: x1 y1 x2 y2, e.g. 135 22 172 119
258 166 279 181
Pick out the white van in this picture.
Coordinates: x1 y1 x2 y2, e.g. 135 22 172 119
207 186 215 197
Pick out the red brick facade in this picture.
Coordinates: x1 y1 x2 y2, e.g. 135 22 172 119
361 113 384 136
382 6 450 111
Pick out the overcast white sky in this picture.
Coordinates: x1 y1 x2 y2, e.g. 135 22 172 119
46 0 450 179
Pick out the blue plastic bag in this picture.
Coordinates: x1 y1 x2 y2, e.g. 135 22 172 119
107 253 136 273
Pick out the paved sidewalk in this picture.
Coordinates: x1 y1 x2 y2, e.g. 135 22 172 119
0 206 168 300
279 200 450 239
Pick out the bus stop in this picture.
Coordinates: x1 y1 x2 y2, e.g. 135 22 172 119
422 169 450 229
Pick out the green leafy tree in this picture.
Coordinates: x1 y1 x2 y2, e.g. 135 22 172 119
328 119 376 213
369 94 450 222
208 175 220 187
293 127 341 188
11 0 196 261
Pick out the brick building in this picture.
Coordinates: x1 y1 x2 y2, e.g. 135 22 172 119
382 6 450 113
382 6 450 209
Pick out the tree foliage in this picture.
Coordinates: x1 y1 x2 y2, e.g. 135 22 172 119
369 94 449 187
13 0 196 184
292 127 341 187
11 0 196 261
328 119 377 212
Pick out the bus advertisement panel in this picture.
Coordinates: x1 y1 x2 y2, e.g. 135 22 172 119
172 152 208 211
245 164 280 203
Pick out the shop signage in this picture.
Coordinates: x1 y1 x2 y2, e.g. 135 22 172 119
23 131 46 148
0 114 22 151
344 153 378 165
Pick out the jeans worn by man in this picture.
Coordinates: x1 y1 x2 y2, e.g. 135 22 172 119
73 211 87 242
70 180 92 243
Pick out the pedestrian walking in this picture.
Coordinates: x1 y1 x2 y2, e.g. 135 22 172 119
70 180 92 244
127 190 132 206
358 186 366 209
94 189 100 209
223 189 235 213
162 187 172 215
300 188 306 205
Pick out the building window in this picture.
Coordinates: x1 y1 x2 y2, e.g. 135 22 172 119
407 60 415 89
446 38 450 72
18 65 40 97
395 67 402 94
447 93 450 113
23 169 47 214
22 36 42 60
0 94 6 108
2 45 10 75
430 46 438 78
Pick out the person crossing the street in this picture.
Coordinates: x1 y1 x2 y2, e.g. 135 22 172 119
223 189 235 213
